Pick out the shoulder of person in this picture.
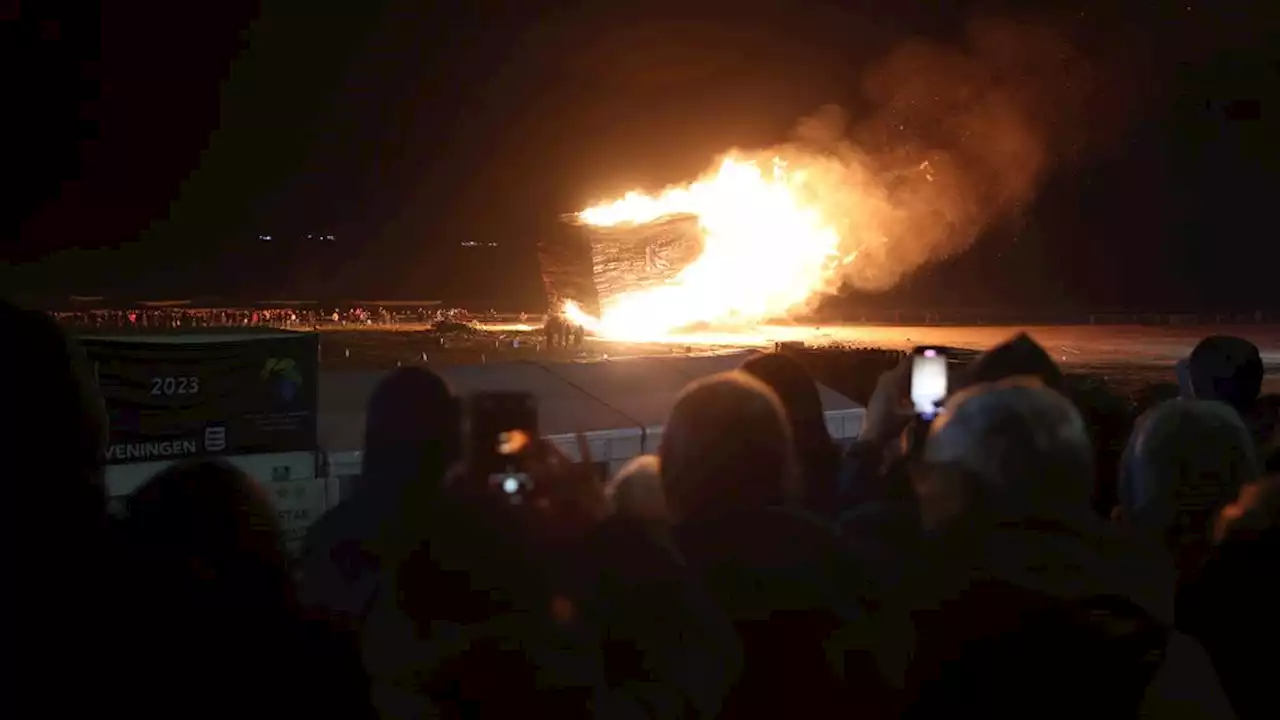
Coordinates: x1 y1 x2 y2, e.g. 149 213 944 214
1141 631 1237 720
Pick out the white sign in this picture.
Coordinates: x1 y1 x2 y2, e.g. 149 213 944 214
268 468 328 554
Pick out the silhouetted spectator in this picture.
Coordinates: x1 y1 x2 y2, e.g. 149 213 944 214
124 460 372 718
544 314 562 349
1064 374 1138 517
1117 398 1258 587
1179 478 1280 719
839 333 1065 515
956 331 1066 393
362 440 603 718
0 298 108 532
662 372 893 717
835 357 923 609
1 299 119 713
742 352 841 518
1250 392 1280 472
1187 335 1263 415
661 371 800 518
583 455 742 717
298 367 460 632
906 379 1231 717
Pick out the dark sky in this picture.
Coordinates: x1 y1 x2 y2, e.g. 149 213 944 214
4 1 1277 311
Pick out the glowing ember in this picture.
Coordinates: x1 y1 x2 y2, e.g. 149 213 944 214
567 155 856 341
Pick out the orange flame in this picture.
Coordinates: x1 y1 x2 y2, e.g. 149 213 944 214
570 155 855 341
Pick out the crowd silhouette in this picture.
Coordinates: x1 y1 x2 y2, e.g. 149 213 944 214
51 305 489 331
7 293 1277 719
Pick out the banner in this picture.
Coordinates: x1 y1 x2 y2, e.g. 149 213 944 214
81 333 319 464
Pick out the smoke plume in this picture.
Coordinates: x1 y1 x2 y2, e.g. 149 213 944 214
747 17 1101 298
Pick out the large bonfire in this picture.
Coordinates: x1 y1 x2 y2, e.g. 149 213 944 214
564 154 858 342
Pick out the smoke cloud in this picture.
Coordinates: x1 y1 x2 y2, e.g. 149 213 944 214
740 17 1103 298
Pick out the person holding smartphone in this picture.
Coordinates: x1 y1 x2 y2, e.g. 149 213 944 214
455 392 609 547
840 334 1067 513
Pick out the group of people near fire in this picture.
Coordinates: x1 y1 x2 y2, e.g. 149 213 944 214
544 309 586 348
9 290 1277 718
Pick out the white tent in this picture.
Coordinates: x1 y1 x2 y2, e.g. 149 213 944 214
325 350 865 479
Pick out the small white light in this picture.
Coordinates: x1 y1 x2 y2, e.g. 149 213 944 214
502 477 520 494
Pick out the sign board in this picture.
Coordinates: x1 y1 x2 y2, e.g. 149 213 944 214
268 466 329 555
82 334 319 464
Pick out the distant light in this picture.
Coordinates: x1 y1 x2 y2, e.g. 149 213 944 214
259 235 272 241
487 242 498 247
325 235 335 241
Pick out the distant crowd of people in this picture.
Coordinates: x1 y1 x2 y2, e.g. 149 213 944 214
50 306 510 331
7 291 1277 718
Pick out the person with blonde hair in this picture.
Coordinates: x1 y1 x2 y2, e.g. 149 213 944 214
604 454 668 523
660 370 799 521
662 371 888 717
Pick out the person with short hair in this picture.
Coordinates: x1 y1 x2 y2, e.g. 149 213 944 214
905 379 1233 718
1186 335 1263 415
1116 398 1259 583
604 454 667 524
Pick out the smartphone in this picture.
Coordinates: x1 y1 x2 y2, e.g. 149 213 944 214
467 391 539 502
910 347 949 419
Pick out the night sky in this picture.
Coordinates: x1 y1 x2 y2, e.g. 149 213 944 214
4 1 1276 311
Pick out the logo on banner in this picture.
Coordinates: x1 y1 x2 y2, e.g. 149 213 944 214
261 358 303 403
204 424 227 453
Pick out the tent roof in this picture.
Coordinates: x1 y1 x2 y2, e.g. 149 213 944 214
318 351 860 453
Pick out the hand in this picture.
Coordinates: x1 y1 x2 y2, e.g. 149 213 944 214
523 433 610 545
862 356 915 448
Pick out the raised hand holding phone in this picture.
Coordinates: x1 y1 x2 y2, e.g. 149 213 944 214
467 391 539 504
863 356 915 447
910 347 949 420
463 391 606 544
